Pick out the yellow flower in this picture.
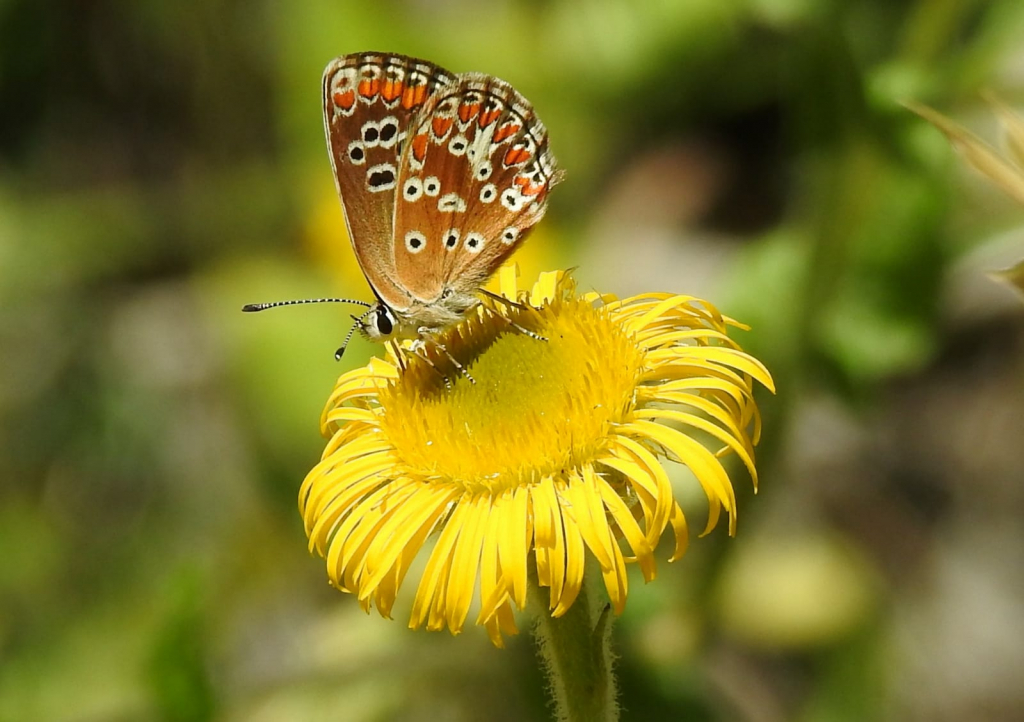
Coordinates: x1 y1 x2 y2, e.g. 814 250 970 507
299 268 774 646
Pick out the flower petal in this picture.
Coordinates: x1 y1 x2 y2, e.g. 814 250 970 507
444 494 491 633
595 468 656 581
623 420 736 535
497 485 531 610
359 483 459 600
634 406 758 484
410 498 469 630
554 504 586 617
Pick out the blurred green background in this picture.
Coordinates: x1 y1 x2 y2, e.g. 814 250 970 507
3 0 1024 720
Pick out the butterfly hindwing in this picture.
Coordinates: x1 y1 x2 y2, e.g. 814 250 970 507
323 52 456 310
391 73 559 303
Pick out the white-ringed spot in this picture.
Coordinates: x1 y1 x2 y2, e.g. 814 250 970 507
479 183 497 203
438 193 467 213
502 226 519 245
423 176 441 196
366 163 397 193
443 229 460 251
476 163 493 180
501 188 526 211
347 140 366 166
404 230 427 254
361 120 381 147
464 232 485 253
378 117 400 148
402 177 424 202
448 135 468 156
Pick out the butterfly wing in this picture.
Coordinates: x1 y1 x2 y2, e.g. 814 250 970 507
323 52 456 311
390 73 560 303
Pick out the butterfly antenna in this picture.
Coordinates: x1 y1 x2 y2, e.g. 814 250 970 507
335 311 372 361
242 297 372 313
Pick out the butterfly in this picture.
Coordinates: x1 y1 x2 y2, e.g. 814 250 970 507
245 51 561 363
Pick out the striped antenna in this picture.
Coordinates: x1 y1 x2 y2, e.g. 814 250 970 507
335 311 373 361
241 297 372 312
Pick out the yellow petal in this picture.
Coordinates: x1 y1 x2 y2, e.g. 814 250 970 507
667 502 690 562
562 470 615 572
607 435 675 545
445 494 491 633
635 407 758 485
410 497 469 629
623 420 736 535
596 473 656 581
554 508 586 617
497 486 530 610
360 484 458 598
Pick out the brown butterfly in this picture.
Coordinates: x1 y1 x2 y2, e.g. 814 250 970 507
245 51 561 363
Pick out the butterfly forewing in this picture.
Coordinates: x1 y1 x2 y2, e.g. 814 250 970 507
323 52 457 310
391 73 560 302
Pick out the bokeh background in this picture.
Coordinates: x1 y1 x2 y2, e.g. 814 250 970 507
2 1 1023 720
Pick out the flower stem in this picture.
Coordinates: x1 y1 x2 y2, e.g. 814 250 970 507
529 566 618 722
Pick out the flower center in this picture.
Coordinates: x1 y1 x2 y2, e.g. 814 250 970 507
378 296 645 493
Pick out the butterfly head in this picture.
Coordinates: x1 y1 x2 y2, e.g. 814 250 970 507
357 302 400 342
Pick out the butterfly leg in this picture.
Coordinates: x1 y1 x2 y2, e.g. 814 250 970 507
406 340 453 389
416 331 475 385
389 339 408 373
502 316 548 343
478 288 549 342
435 340 475 385
478 287 531 312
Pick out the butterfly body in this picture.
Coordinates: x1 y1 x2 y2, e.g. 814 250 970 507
322 52 560 343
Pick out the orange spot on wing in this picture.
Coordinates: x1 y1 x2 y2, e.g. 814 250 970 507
382 79 404 102
514 177 545 196
503 147 532 166
333 89 356 110
412 133 429 162
401 84 428 109
358 78 381 98
493 124 521 143
432 116 454 139
478 109 501 128
458 102 481 123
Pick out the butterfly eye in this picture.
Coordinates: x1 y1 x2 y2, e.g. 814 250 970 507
375 307 394 336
